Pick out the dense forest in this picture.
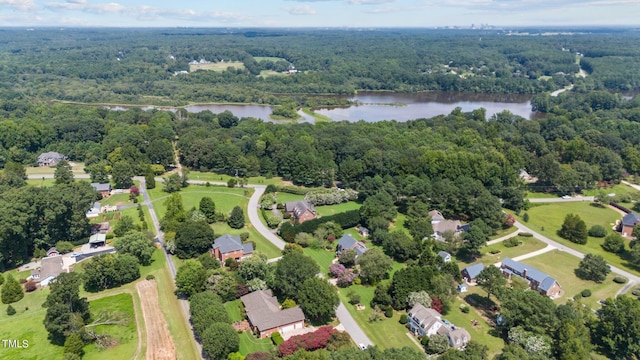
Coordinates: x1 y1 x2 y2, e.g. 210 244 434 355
0 27 639 106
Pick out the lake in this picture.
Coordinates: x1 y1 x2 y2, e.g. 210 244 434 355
110 91 535 122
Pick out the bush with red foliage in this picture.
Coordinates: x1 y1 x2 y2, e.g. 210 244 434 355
129 186 140 197
246 352 276 360
503 214 515 228
24 280 37 292
431 297 443 314
327 235 336 243
278 326 335 356
236 283 250 298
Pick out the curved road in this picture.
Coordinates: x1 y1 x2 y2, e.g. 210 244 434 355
246 187 374 347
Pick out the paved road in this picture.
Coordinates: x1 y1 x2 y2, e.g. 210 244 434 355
528 196 595 203
513 221 639 295
246 185 374 347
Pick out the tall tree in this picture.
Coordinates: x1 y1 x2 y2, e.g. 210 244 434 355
43 273 90 345
200 322 239 360
111 161 135 189
228 206 245 229
476 265 507 299
0 161 26 188
175 260 207 298
54 160 74 184
1 274 23 304
273 251 319 300
575 254 610 283
357 248 393 285
112 231 155 265
558 213 588 244
297 277 339 324
174 219 216 259
199 196 216 223
596 295 640 360
161 193 186 232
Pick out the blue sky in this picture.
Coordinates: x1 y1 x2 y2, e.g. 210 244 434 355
0 0 638 27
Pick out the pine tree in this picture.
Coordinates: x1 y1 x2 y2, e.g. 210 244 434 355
228 206 245 229
1 274 24 304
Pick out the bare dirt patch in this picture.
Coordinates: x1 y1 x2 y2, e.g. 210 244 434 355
136 280 177 360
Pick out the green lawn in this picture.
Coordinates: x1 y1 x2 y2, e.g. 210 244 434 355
186 171 285 186
304 248 336 276
516 202 638 276
489 226 518 240
526 191 559 199
238 331 274 355
224 299 244 322
389 213 411 235
25 162 86 176
149 185 281 259
337 285 419 351
275 192 305 204
582 183 638 197
315 202 361 217
458 236 547 268
519 250 624 309
26 178 57 187
84 293 138 360
101 193 131 207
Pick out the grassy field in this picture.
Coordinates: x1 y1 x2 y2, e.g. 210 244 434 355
238 331 274 355
315 202 361 217
189 61 245 72
582 183 638 197
26 178 57 187
458 236 547 268
187 171 285 186
254 57 287 62
303 247 337 276
489 226 518 240
302 107 332 122
275 192 305 204
389 213 411 235
84 293 138 360
224 299 244 322
516 202 639 276
25 162 86 176
337 284 419 351
520 250 624 309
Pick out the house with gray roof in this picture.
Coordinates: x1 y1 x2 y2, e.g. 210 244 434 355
241 289 305 338
336 234 368 258
37 151 66 167
91 183 112 198
620 212 640 238
407 303 471 349
284 200 316 223
500 257 562 298
211 234 253 264
461 263 484 285
30 255 65 287
86 202 101 218
429 210 467 242
438 251 452 263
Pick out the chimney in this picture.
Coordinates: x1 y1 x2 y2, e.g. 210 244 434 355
523 268 528 279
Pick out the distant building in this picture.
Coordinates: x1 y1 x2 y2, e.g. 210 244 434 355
30 255 65 287
620 212 640 238
284 200 316 223
407 303 471 349
211 234 253 263
438 251 452 263
336 234 368 258
86 202 101 218
500 257 562 298
37 151 66 167
358 227 370 237
89 233 107 248
461 263 484 285
429 210 467 242
91 183 112 198
241 290 305 338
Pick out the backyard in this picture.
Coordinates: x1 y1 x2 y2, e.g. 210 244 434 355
457 236 548 268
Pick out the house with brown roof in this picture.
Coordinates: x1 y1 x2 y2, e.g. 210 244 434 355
211 234 254 263
407 303 471 349
284 200 316 223
30 255 65 287
240 290 305 338
429 210 467 242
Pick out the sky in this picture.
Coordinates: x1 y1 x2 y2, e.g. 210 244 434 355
0 0 638 28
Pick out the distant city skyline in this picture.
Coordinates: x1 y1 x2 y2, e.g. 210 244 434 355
0 0 638 28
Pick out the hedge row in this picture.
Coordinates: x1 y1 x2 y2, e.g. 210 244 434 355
293 210 361 235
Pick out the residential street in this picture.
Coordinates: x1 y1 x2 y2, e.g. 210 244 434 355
528 196 595 203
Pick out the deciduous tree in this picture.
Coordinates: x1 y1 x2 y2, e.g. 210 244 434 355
297 277 339 324
575 253 610 283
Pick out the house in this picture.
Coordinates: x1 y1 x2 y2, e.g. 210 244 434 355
500 258 562 298
336 234 368 257
457 284 468 293
438 251 452 263
211 234 253 263
89 233 106 248
519 169 538 184
91 183 112 198
46 247 60 257
407 303 471 349
30 255 65 287
241 290 305 338
461 263 484 285
284 201 316 223
430 210 466 242
37 151 66 167
91 222 110 234
620 212 640 238
86 202 101 218
358 227 370 237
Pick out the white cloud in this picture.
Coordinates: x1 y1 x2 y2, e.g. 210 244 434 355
0 0 35 11
348 0 396 4
283 5 317 15
66 0 86 4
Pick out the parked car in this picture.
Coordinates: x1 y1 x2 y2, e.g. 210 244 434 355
358 344 367 351
562 195 571 199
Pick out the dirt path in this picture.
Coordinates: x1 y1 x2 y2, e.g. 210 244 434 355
136 280 177 360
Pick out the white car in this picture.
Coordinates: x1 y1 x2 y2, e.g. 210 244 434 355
358 344 367 351
561 195 571 199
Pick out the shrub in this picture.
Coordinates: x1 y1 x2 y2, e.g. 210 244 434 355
460 305 470 313
18 278 26 284
384 308 393 318
523 213 529 222
489 249 501 255
304 188 358 206
106 233 115 240
348 293 361 305
573 293 583 300
240 232 250 241
588 225 607 238
0 274 4 286
55 241 75 254
581 289 592 297
614 276 628 284
271 332 284 346
146 274 155 280
278 326 335 356
632 288 640 296
399 314 408 324
518 232 533 237
265 184 277 193
24 280 37 292
503 237 522 248
6 305 15 316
